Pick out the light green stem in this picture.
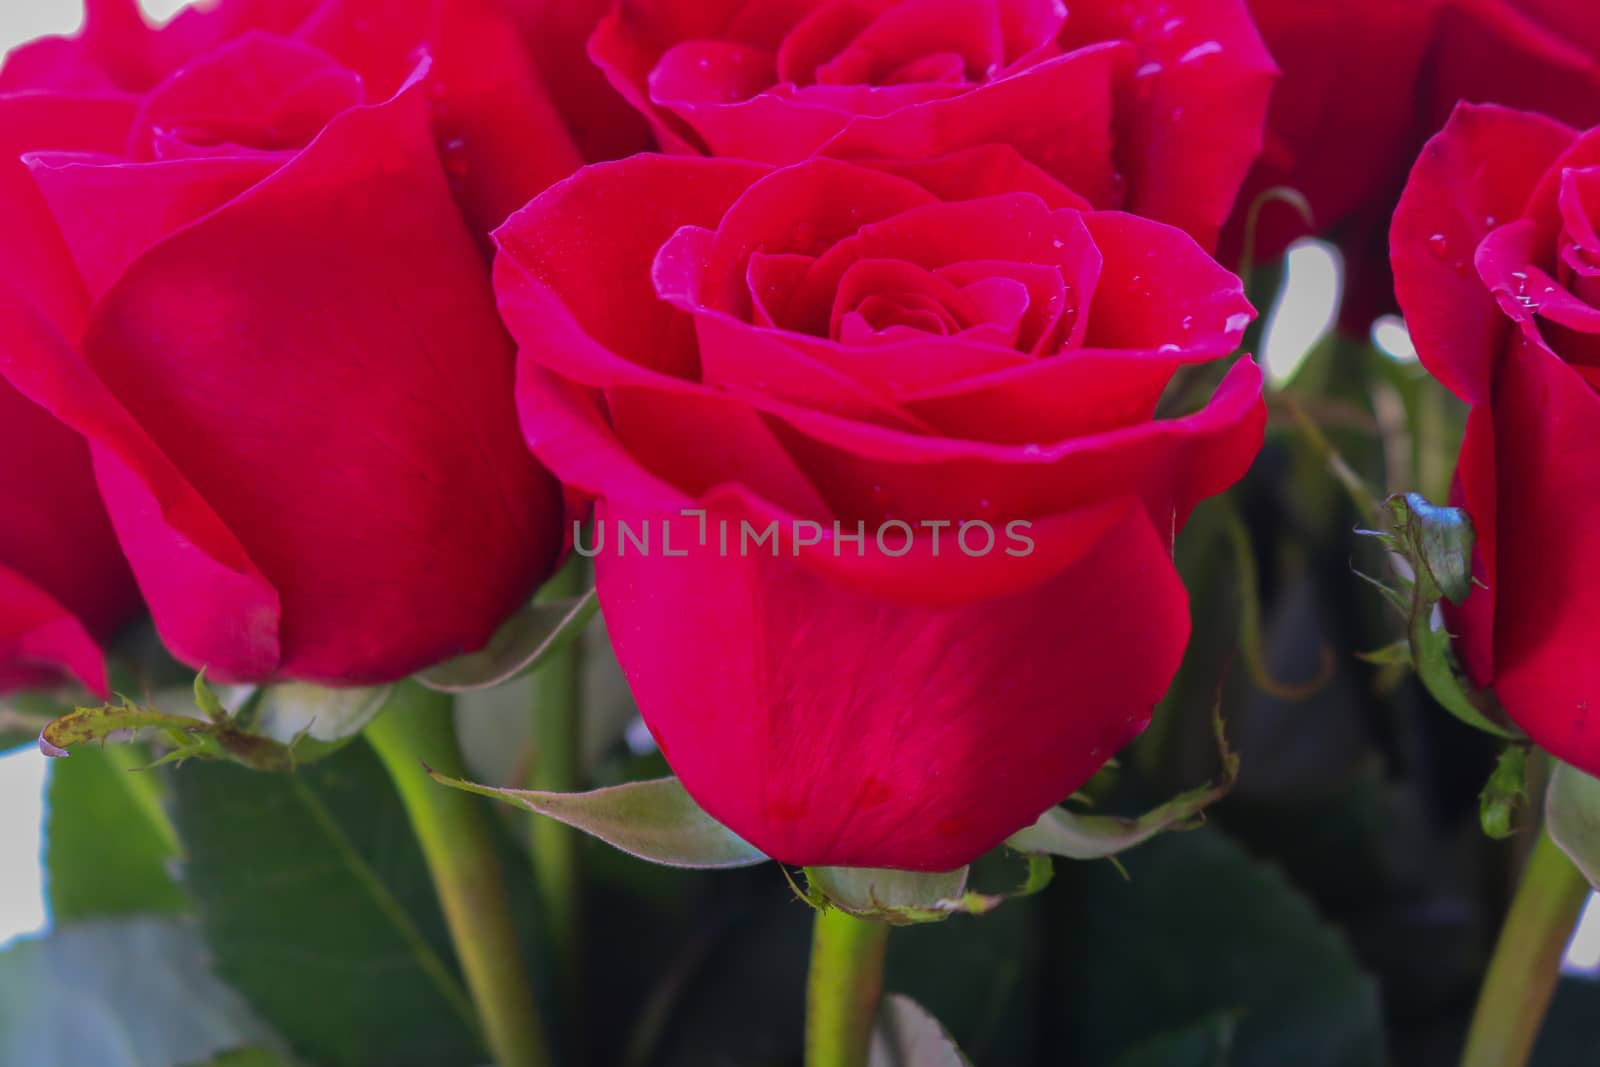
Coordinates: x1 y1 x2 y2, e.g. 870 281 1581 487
805 908 890 1067
367 683 552 1067
530 556 588 1015
1460 828 1590 1067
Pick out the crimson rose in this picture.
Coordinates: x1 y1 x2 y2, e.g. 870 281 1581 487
591 0 1276 251
0 1 567 686
1393 103 1600 776
497 151 1265 870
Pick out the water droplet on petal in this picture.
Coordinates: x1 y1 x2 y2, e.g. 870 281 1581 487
1427 233 1450 259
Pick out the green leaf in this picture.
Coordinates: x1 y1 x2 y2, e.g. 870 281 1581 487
0 917 286 1067
1008 701 1238 860
870 994 972 1067
45 745 187 922
430 771 769 869
1049 827 1383 1067
418 590 599 693
1546 759 1600 890
168 742 487 1067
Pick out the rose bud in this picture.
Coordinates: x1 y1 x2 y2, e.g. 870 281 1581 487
497 152 1265 871
1393 103 1600 778
0 4 567 687
590 0 1277 251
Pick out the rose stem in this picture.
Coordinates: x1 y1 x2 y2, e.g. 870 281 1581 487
805 907 891 1067
1460 827 1589 1067
366 683 553 1067
530 552 589 1043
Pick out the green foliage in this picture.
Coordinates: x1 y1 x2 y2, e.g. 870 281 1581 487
45 745 187 922
1048 826 1384 1067
167 741 488 1067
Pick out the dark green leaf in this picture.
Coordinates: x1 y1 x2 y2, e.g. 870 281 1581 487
168 742 487 1067
0 917 285 1067
1049 826 1383 1067
45 745 187 922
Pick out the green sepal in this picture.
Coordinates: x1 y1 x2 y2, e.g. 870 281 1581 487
428 771 769 869
1357 493 1520 741
1006 697 1238 861
802 852 1053 925
417 589 598 693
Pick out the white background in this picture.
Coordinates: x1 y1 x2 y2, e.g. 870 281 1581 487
0 0 1596 978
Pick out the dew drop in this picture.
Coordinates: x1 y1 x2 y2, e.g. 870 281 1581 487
1180 314 1195 331
1427 233 1450 259
1157 342 1181 354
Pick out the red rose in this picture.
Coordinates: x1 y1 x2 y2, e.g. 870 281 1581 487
1233 0 1600 317
590 0 1277 251
0 3 567 686
2 0 584 233
1392 103 1600 776
497 151 1265 870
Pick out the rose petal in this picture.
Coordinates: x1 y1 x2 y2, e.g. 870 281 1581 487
597 496 1189 870
496 153 772 381
0 563 111 698
1391 102 1576 405
1488 335 1600 776
81 70 558 684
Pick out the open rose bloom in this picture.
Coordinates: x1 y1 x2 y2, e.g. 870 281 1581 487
594 0 1276 251
1394 103 1600 777
0 0 570 686
499 151 1265 870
